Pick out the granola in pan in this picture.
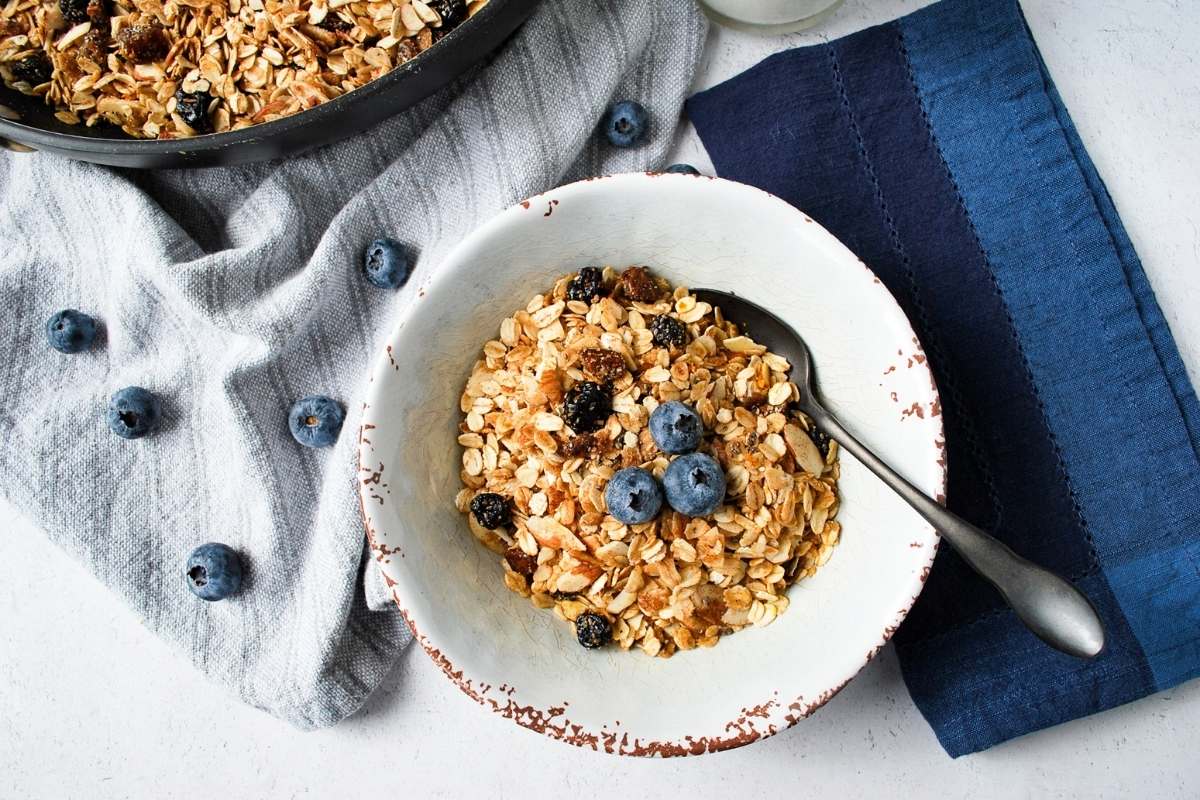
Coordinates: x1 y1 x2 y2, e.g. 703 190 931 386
456 266 843 657
0 0 488 139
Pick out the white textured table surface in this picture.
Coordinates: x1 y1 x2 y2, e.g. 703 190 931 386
3 2 1198 797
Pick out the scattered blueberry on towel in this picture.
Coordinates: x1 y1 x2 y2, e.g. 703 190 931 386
649 401 703 454
186 543 243 601
663 452 726 517
602 100 649 148
470 492 511 530
288 395 344 448
45 309 97 354
604 467 663 525
664 163 700 175
106 386 162 439
364 237 411 289
574 611 613 649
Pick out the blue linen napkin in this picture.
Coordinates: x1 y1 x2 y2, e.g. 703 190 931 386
687 0 1200 757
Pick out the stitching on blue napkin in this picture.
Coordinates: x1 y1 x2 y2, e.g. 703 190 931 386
828 43 1009 543
893 25 1102 581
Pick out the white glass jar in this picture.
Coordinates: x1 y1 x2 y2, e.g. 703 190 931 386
699 0 845 33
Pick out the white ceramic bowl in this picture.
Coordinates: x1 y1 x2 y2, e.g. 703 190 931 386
359 173 944 756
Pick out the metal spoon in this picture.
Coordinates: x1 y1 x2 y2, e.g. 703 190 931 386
694 289 1106 659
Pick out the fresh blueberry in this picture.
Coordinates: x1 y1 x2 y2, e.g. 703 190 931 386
602 100 649 148
289 395 344 448
604 467 663 525
107 386 162 439
664 163 700 175
186 542 243 601
364 237 411 289
663 452 726 517
649 401 703 454
45 309 98 353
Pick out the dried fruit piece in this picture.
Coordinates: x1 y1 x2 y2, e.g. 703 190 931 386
620 266 662 303
470 492 511 529
116 22 169 64
566 267 605 303
649 314 687 349
504 547 537 578
11 54 52 86
60 0 107 24
575 611 612 649
174 87 213 133
580 348 626 382
561 381 611 433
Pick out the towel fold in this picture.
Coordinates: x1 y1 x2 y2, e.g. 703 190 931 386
687 0 1200 757
0 0 707 729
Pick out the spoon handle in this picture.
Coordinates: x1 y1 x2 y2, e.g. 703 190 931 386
807 404 1106 659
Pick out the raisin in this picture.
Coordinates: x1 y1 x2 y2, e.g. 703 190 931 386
580 348 626 382
11 53 52 86
619 266 662 303
561 381 611 434
116 22 169 64
174 86 212 133
566 267 605 303
76 30 109 65
649 314 687 349
469 492 511 529
504 547 537 578
574 612 612 649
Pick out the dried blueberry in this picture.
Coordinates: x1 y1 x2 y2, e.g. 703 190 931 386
428 0 466 28
470 492 511 529
11 53 51 86
649 314 687 349
561 381 611 433
60 0 107 24
566 267 604 303
173 87 212 133
575 611 612 649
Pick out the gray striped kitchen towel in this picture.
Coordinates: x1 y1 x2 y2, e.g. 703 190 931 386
0 1 707 729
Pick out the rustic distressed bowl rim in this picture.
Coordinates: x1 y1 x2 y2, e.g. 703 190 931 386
358 172 945 756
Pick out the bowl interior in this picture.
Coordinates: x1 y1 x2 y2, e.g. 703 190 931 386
360 173 943 755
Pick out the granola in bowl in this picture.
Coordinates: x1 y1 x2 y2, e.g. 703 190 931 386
0 0 488 139
455 265 843 658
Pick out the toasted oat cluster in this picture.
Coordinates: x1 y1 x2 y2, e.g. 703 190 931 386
0 0 487 139
455 266 842 658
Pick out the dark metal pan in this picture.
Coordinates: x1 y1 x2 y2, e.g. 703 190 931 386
0 0 538 168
